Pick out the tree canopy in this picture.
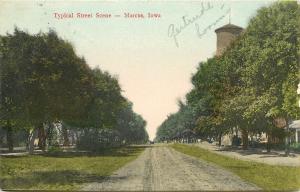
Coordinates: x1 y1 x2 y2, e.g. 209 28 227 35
156 2 300 149
0 28 148 152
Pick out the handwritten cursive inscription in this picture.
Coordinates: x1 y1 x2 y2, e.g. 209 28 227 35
168 2 227 47
195 8 230 39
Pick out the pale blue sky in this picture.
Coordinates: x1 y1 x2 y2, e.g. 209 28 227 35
0 0 275 139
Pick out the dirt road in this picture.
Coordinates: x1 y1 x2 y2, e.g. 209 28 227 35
83 145 259 191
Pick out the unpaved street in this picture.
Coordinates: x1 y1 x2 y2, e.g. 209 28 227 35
83 145 259 191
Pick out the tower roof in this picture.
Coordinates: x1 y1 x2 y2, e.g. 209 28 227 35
215 24 243 33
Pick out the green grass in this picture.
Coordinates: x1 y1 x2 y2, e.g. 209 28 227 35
171 143 300 190
0 146 146 190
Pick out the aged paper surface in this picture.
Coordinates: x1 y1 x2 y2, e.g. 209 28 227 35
0 0 299 191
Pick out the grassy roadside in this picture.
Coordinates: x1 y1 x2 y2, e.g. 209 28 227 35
171 143 300 190
0 146 146 190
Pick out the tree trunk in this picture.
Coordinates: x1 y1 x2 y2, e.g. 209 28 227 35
241 129 248 150
62 126 69 146
266 132 271 153
75 131 79 145
71 130 76 145
29 128 38 154
46 122 53 147
6 121 13 152
38 124 46 151
218 133 222 147
285 117 290 156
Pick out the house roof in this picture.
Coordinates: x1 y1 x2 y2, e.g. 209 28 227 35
215 23 244 33
289 120 300 129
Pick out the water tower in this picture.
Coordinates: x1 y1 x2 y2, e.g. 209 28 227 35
215 23 243 56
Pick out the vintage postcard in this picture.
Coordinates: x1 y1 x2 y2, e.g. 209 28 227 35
0 0 299 191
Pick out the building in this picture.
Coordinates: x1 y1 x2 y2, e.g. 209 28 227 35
215 23 244 146
215 23 244 56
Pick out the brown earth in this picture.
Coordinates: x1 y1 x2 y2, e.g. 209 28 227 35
83 145 259 191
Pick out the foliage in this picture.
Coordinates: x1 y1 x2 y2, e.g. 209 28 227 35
155 101 197 142
116 102 149 144
0 28 149 152
47 146 63 153
156 2 300 149
290 143 300 152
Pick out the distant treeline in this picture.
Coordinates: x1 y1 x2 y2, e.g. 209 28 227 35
156 2 300 151
0 29 148 153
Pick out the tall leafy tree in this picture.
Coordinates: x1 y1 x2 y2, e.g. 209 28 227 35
156 2 300 151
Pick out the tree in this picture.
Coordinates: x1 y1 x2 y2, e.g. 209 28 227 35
156 2 300 152
1 29 141 153
117 101 148 144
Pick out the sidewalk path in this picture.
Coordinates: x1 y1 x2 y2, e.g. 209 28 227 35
192 142 300 167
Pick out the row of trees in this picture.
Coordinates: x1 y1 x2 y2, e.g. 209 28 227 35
0 29 148 153
156 100 197 143
156 2 300 151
